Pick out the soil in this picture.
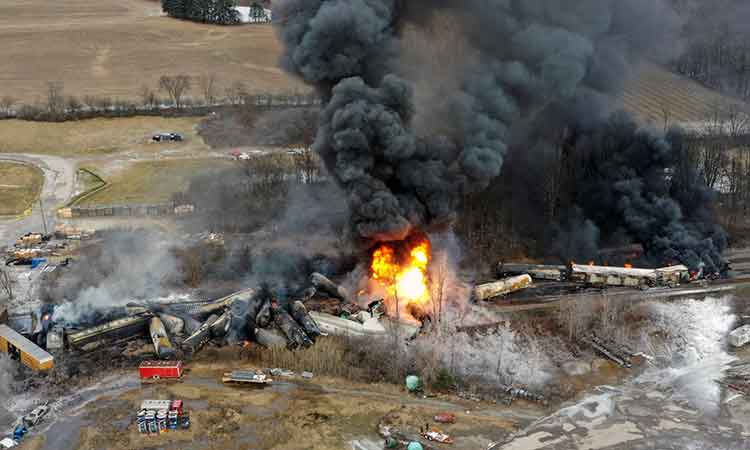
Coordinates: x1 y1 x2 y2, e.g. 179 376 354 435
16 346 534 450
0 0 302 104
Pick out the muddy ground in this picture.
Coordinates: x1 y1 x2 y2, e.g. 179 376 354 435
16 347 542 450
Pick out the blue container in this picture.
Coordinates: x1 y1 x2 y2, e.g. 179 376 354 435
168 411 178 430
137 410 147 434
30 258 47 269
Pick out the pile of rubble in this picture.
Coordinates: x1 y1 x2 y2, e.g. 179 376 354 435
722 362 750 395
39 272 394 362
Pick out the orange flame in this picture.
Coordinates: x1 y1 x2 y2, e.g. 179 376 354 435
624 263 633 269
371 239 431 306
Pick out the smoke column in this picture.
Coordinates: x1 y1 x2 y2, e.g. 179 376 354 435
273 0 725 270
274 0 678 239
540 113 728 272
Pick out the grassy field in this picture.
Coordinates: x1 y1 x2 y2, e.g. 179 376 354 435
0 161 44 215
78 158 235 205
0 117 209 157
0 0 302 105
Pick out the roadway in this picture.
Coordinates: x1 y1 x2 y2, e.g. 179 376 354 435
0 154 76 247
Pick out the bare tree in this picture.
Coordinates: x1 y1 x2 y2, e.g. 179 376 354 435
252 108 320 182
159 75 191 108
0 267 16 300
139 84 158 108
225 81 246 105
65 96 83 116
198 74 218 105
46 81 65 115
0 96 14 115
430 252 449 324
660 102 673 134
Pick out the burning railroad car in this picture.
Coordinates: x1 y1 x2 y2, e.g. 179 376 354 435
655 265 690 286
569 263 692 289
0 325 54 371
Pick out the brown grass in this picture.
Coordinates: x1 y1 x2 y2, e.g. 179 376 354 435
0 117 209 157
0 161 44 215
620 63 747 126
78 158 235 205
244 337 364 380
0 0 303 104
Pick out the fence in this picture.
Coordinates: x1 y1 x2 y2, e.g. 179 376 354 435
58 203 194 219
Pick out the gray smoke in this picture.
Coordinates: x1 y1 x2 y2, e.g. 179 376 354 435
0 355 14 429
48 230 181 323
274 0 680 244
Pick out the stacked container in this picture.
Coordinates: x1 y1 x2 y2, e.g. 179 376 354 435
145 411 157 434
136 410 147 434
156 410 167 433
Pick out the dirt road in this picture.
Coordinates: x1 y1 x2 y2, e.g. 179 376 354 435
0 154 76 247
16 360 534 450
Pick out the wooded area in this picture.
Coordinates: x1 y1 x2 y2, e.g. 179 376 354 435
671 0 750 100
161 0 240 25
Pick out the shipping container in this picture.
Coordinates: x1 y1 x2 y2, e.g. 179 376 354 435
140 400 173 411
139 361 184 381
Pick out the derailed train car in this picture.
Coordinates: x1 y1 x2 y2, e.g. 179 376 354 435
569 264 690 288
66 312 153 350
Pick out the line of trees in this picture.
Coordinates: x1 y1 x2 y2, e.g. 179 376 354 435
0 76 318 122
161 0 240 25
670 0 750 100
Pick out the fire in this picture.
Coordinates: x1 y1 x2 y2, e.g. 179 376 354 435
371 238 431 306
624 263 633 269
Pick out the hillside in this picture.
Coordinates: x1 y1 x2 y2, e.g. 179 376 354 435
620 64 747 128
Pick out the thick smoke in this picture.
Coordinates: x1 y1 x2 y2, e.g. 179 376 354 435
521 113 727 271
274 0 681 246
48 230 182 323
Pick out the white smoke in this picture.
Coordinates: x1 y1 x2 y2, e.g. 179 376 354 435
50 231 180 323
635 296 737 415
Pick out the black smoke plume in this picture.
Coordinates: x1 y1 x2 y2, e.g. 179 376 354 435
540 113 727 272
274 0 678 238
273 0 725 270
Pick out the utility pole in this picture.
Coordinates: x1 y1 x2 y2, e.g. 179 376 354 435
39 198 48 235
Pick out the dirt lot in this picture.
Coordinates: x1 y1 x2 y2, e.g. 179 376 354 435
0 161 44 215
19 347 528 450
0 0 302 105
